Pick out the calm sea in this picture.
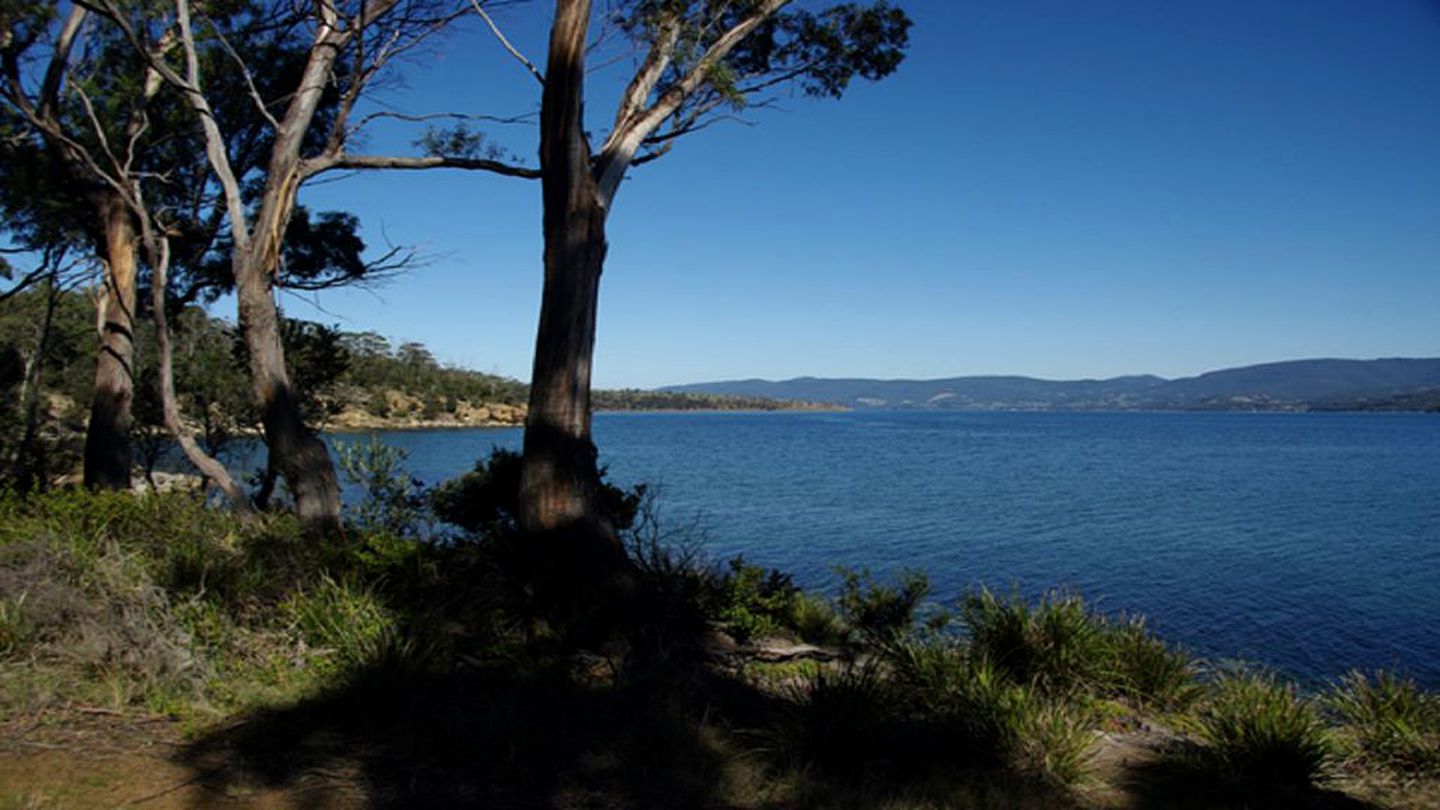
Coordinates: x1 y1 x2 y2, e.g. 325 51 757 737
320 411 1439 686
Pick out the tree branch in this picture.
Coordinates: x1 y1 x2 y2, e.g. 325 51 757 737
173 0 252 251
468 0 544 86
37 5 87 120
594 0 790 208
302 153 540 178
199 15 281 131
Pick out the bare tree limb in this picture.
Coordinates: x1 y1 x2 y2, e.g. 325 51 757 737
348 108 536 135
302 152 540 178
469 0 544 86
37 5 87 119
199 16 281 131
605 12 679 148
593 0 791 209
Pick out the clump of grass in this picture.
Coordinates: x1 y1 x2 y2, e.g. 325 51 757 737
1109 617 1200 711
765 663 899 777
879 642 1097 786
959 587 1110 696
959 587 1199 710
1194 671 1334 789
283 575 398 675
1327 669 1440 776
0 593 28 658
1007 688 1098 786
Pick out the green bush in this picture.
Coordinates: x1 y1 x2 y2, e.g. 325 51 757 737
715 556 799 643
1327 670 1440 775
835 568 939 653
431 449 643 538
788 591 846 647
336 435 427 537
1194 672 1334 788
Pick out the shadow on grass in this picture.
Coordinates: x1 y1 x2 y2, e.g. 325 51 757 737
179 660 758 808
1118 747 1382 810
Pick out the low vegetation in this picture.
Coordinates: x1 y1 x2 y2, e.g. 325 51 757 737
1 452 1436 807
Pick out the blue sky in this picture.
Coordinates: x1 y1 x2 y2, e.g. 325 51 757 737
285 0 1440 388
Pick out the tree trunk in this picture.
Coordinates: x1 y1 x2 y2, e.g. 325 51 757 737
519 0 632 585
13 271 60 491
83 196 138 490
149 238 253 516
520 195 615 545
234 260 340 530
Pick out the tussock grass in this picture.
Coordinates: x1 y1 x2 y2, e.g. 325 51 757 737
958 587 1199 710
1328 669 1440 776
3 480 1434 808
1193 671 1335 789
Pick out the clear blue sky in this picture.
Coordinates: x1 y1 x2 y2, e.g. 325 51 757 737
285 0 1440 389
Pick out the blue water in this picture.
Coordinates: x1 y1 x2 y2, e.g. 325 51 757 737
326 411 1440 686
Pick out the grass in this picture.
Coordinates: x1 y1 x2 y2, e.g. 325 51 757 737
2 483 1437 808
958 586 1200 710
1328 669 1440 776
1192 671 1336 789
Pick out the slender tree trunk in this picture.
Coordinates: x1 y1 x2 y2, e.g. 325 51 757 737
83 196 138 489
14 272 60 491
149 238 253 516
519 0 630 583
234 257 340 530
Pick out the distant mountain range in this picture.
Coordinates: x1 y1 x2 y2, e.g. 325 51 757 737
661 358 1440 412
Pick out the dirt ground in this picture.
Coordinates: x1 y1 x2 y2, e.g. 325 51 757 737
1 709 1432 809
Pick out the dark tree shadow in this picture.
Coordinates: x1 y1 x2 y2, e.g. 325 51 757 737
180 664 747 808
1118 746 1384 810
175 508 782 809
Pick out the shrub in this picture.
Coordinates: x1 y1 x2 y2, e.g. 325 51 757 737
959 588 1198 708
716 556 799 643
429 447 523 534
836 568 939 653
336 435 427 537
1327 670 1440 775
1194 672 1334 788
431 449 643 538
788 591 846 647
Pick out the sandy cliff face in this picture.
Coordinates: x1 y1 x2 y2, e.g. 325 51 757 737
328 394 526 431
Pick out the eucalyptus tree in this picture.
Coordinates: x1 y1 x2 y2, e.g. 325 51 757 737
519 0 910 564
96 0 532 528
1 1 168 488
2 1 394 508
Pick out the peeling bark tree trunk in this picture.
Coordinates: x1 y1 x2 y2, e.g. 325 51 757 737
83 195 139 489
519 0 628 575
